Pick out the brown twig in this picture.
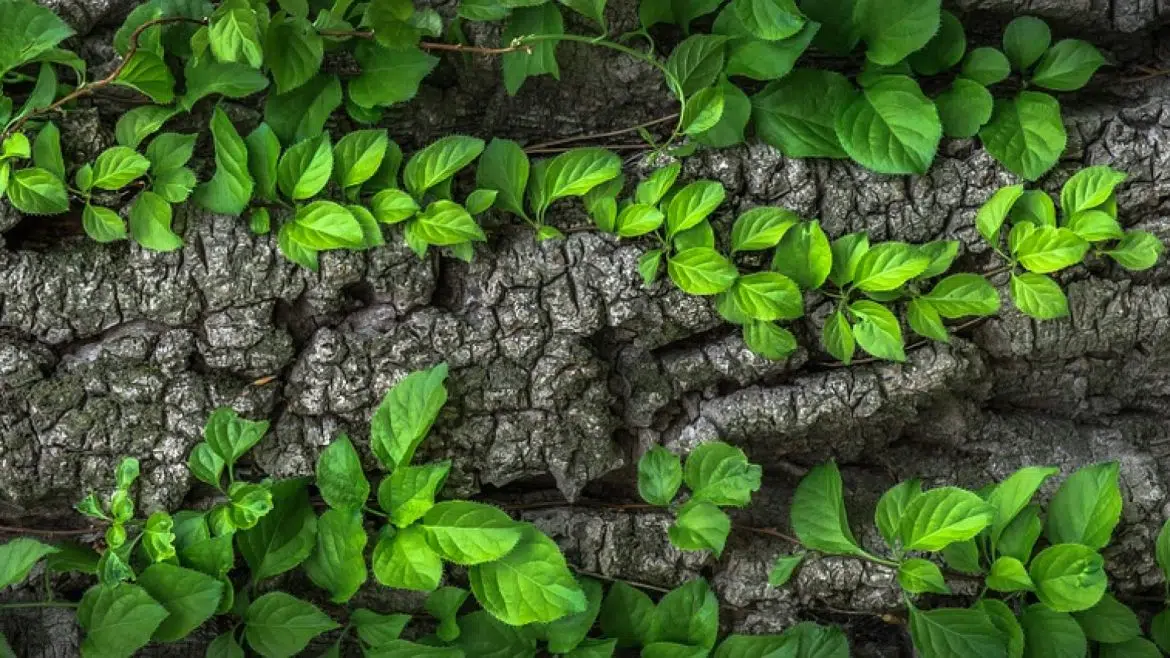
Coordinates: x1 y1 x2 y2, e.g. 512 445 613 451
523 114 679 152
525 143 652 155
2 17 208 141
0 524 98 537
734 524 801 545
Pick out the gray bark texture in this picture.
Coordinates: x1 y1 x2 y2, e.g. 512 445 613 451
2 0 1170 655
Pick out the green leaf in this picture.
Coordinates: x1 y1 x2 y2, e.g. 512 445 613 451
456 610 538 656
680 86 725 136
371 189 420 225
720 15 819 81
898 558 950 594
181 58 269 110
853 242 930 292
639 249 664 286
289 200 365 250
969 601 1022 658
203 407 268 466
987 556 1034 592
752 69 856 159
501 4 563 94
136 563 223 642
1107 231 1164 270
668 247 739 295
638 446 682 506
114 52 175 104
469 525 587 625
642 643 706 658
731 0 804 41
1031 39 1105 91
1045 462 1121 550
1060 165 1126 217
0 538 58 588
743 321 798 360
265 73 341 145
849 299 905 361
315 435 371 511
600 581 656 648
244 592 340 658
669 501 731 556
731 207 797 253
329 129 389 190
860 0 941 66
921 274 1000 318
835 75 941 175
277 134 332 200
194 107 253 216
997 503 1043 564
908 606 1007 658
127 190 181 252
236 479 317 581
822 310 855 364
986 465 1058 550
615 203 665 238
731 272 803 321
824 232 869 287
352 608 411 647
265 15 323 94
405 135 485 199
976 184 1025 245
962 47 1012 85
1029 543 1107 612
666 35 728 96
115 105 179 150
1067 210 1123 243
303 508 368 603
1014 226 1088 273
638 0 722 31
370 363 448 470
897 486 995 551
380 461 451 528
979 92 1067 181
32 123 64 182
8 167 68 215
363 639 463 657
935 79 994 139
773 220 832 290
1151 610 1170 654
653 579 719 649
558 0 606 26
543 579 604 653
665 181 724 239
0 0 73 75
1100 639 1162 658
142 511 176 563
425 586 468 643
1009 272 1068 319
78 583 169 657
145 132 197 177
372 524 442 591
791 461 865 556
413 200 486 246
909 10 965 75
477 138 529 218
538 148 622 211
1071 593 1140 643
875 479 922 547
242 125 280 202
942 540 982 575
1158 517 1170 582
91 146 151 190
209 0 263 67
1003 16 1051 71
1020 603 1086 658
908 298 948 342
349 41 438 107
421 501 523 564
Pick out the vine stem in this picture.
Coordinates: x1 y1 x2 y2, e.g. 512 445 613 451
0 524 97 537
316 29 526 55
0 601 79 610
1 16 208 141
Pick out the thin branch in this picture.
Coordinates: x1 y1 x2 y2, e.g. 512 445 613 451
316 28 526 55
568 565 672 594
3 17 208 140
0 524 98 537
524 114 679 151
525 144 651 154
734 524 801 545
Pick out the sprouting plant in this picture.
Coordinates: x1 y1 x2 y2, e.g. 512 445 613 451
780 460 1170 657
637 442 762 557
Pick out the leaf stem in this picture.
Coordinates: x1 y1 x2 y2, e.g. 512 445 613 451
0 601 80 610
1 16 208 141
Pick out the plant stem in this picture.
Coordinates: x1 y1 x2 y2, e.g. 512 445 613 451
524 114 678 152
315 29 525 55
2 17 208 141
0 601 79 610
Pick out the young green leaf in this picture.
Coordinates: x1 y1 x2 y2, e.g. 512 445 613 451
351 608 412 647
1071 593 1140 644
791 461 865 556
372 525 443 591
136 563 224 642
680 86 725 136
835 75 941 175
277 133 333 201
998 504 1043 564
265 14 323 94
1029 543 1107 612
244 592 339 657
600 580 656 648
380 461 450 528
501 4 563 94
32 123 64 181
404 135 485 199
181 58 269 111
909 10 964 75
468 525 587 625
1031 40 1106 91
668 247 739 295
729 272 803 321
752 69 856 159
265 74 341 145
874 479 922 548
0 538 58 588
1014 226 1089 273
986 465 1059 549
477 138 530 218
860 0 942 66
684 442 762 507
908 606 1007 658
935 79 994 139
718 8 818 79
638 446 682 506
730 207 797 253
898 558 950 594
767 552 804 587
412 200 486 246
209 0 264 67
908 299 948 342
1003 16 1051 71
666 35 728 96
852 242 931 292
668 501 731 556
333 129 389 189
83 204 127 243
1060 165 1126 217
1020 603 1086 658
315 435 371 511
962 47 1012 85
1045 461 1122 550
129 190 182 252
1009 272 1068 319
922 274 1000 318
194 107 254 216
546 578 603 654
369 363 447 470
203 407 269 465
421 501 523 565
613 203 663 238
236 480 317 581
772 220 832 290
849 300 905 361
1067 210 1124 242
303 508 368 604
730 0 804 41
78 583 169 657
1107 231 1164 270
694 78 751 147
653 579 720 649
986 556 1033 592
897 486 995 551
7 167 68 214
979 92 1067 181
664 181 724 238
976 184 1025 245
822 309 855 364
537 148 622 213
115 52 175 104
743 320 798 360
115 105 180 149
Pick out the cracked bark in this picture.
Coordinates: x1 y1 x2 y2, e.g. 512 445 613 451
3 0 1170 655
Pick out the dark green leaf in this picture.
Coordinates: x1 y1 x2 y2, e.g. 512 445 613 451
243 592 340 657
